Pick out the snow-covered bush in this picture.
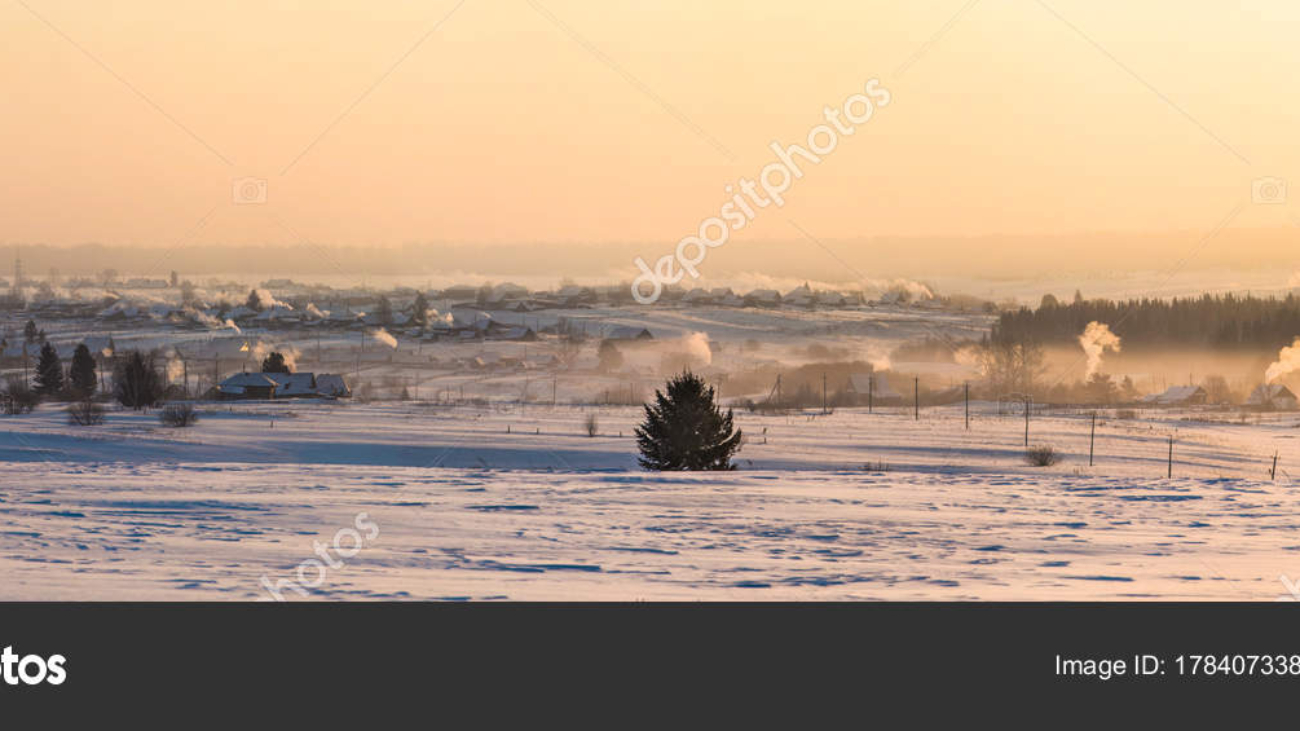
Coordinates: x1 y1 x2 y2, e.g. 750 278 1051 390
67 400 105 426
159 402 199 427
1024 444 1059 467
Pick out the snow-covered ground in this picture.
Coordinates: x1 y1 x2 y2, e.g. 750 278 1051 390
3 401 1299 600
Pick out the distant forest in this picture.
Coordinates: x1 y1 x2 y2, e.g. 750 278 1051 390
991 293 1300 351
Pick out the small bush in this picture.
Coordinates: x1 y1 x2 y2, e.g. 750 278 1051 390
585 413 598 437
67 400 105 426
159 402 200 427
1025 444 1059 467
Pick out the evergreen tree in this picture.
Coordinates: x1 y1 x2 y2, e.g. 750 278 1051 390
34 341 64 396
635 372 742 471
114 351 163 410
246 289 264 312
70 343 97 397
376 296 393 325
23 319 37 345
261 351 291 374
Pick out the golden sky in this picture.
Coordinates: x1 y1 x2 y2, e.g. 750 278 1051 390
2 0 1299 252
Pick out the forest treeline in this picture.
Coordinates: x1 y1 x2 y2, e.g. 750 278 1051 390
991 292 1300 351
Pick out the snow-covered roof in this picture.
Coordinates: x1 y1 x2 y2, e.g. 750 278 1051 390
1246 383 1297 405
315 374 349 397
266 373 315 396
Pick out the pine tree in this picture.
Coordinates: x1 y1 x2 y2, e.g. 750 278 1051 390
246 289 264 312
635 372 742 471
23 319 37 345
376 296 393 325
261 351 291 374
34 341 64 396
70 343 97 397
114 351 163 410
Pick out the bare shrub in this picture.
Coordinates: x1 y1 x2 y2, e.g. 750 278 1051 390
1025 444 1059 467
159 402 200 427
1115 409 1137 419
2 377 39 415
67 399 106 426
585 413 598 437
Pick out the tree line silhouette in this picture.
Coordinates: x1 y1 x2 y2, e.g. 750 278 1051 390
992 293 1300 351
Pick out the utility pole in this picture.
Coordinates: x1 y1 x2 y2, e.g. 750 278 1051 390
1024 396 1031 447
914 377 919 420
1271 451 1279 481
1167 434 1174 479
822 372 827 415
964 382 969 430
776 374 783 408
1089 412 1096 467
868 375 873 413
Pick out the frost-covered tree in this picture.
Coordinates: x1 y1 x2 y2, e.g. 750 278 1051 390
635 372 742 471
597 339 623 373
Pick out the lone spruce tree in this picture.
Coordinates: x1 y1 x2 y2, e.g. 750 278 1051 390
635 372 742 470
34 341 64 397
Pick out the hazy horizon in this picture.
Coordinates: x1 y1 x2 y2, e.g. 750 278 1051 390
5 0 1300 280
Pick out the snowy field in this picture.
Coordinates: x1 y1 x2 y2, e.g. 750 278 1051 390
3 400 1300 600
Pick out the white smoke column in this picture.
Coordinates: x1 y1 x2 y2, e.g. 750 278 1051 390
304 303 326 319
679 332 712 365
1265 337 1300 383
224 319 242 335
166 357 185 383
253 288 289 309
1078 321 1121 379
372 328 398 349
250 341 301 370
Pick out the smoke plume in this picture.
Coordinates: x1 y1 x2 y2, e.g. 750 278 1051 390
1078 321 1121 379
679 332 712 365
1265 337 1300 383
371 328 398 349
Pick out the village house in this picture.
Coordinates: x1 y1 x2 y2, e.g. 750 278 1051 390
1246 383 1298 410
1141 385 1208 406
217 372 350 400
